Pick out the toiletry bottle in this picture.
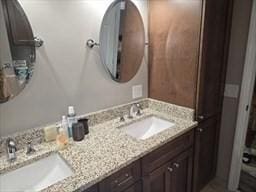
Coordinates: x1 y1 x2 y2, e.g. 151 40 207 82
67 106 78 137
61 115 69 137
56 127 69 150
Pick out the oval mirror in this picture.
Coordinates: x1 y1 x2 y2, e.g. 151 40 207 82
100 0 145 83
0 0 37 103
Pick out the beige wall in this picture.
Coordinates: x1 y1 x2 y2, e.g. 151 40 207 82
216 0 253 183
0 0 148 136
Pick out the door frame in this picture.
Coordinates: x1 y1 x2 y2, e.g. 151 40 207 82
228 0 256 191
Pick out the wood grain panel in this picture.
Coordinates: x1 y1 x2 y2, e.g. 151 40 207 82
149 0 202 108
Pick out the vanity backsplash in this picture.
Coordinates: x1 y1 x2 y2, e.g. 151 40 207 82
0 98 194 155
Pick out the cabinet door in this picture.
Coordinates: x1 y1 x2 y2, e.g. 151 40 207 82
171 148 193 192
143 160 172 192
143 149 193 192
193 118 218 192
196 0 232 120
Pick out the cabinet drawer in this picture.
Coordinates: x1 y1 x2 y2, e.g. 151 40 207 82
122 181 142 192
99 160 141 192
142 130 194 174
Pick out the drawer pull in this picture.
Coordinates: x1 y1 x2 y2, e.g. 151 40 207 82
167 167 173 172
114 173 131 186
198 128 203 132
198 115 205 120
116 176 132 187
173 163 179 168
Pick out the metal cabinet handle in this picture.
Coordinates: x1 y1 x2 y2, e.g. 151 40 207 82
167 167 173 172
173 163 179 168
198 128 203 132
198 115 205 121
117 177 132 187
114 173 131 186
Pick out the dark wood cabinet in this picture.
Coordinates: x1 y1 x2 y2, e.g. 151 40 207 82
83 185 98 192
143 159 171 192
142 130 194 175
193 117 219 192
196 0 232 120
92 130 195 192
192 0 233 191
142 131 194 192
148 0 234 191
171 149 193 192
143 149 193 192
99 161 141 192
122 181 142 192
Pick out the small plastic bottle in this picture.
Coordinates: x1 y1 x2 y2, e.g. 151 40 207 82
56 127 69 150
67 106 78 137
61 115 69 137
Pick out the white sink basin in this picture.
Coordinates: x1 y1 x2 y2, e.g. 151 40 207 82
121 116 175 140
0 153 73 192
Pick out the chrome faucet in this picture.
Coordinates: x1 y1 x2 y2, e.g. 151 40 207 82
128 104 142 118
6 138 17 161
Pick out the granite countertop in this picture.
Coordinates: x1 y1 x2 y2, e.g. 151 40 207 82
0 100 198 192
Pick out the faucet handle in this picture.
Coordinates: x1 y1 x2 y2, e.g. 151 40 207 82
26 141 36 155
136 104 142 116
136 110 142 116
120 116 125 122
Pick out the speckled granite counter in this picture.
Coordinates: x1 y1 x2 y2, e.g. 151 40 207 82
0 99 197 192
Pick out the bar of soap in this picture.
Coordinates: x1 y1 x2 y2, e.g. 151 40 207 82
44 125 58 142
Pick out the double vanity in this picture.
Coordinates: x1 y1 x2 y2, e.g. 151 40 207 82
0 0 233 190
0 0 200 191
0 99 197 192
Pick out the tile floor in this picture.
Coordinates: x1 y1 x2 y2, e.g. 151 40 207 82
242 159 256 178
201 179 231 192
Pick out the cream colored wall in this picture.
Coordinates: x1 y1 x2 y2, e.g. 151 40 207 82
0 0 148 136
216 0 253 183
